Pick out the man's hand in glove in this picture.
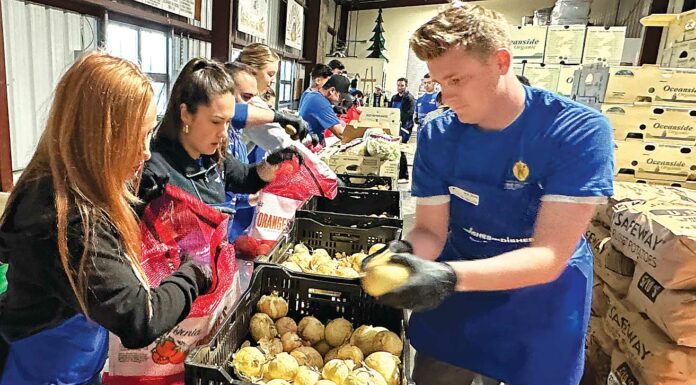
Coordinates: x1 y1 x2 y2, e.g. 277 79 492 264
310 133 320 147
265 147 304 166
273 111 308 141
333 105 347 115
370 240 457 312
133 173 169 216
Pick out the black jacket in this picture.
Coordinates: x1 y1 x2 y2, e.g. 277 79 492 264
0 176 207 349
142 137 267 205
390 92 415 126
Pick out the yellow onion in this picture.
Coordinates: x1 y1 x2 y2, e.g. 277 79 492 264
351 253 368 272
343 367 388 385
313 340 331 356
290 346 324 368
364 352 400 385
337 345 364 367
275 317 298 336
281 332 304 352
368 244 386 255
317 381 338 385
298 316 325 345
282 261 303 272
295 365 322 385
361 253 409 297
325 318 354 347
262 352 299 381
322 359 355 385
372 331 402 356
315 260 339 275
325 346 340 362
231 346 266 381
350 326 387 355
289 252 313 270
294 243 310 254
335 266 360 278
257 292 289 320
311 251 333 270
251 313 278 342
259 337 284 356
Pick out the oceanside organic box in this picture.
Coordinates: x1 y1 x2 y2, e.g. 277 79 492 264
602 104 696 145
614 140 696 182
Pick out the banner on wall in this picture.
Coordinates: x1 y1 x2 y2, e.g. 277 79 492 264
285 0 304 50
134 0 196 19
238 0 268 39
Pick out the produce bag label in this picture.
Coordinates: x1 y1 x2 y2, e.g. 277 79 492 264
610 199 696 289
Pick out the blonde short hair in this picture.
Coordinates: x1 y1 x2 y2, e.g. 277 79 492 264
410 3 511 61
238 43 280 70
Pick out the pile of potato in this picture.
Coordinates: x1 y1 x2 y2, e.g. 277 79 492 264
280 244 386 279
231 292 403 385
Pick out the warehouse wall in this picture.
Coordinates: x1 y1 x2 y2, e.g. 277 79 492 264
346 0 556 90
2 0 99 171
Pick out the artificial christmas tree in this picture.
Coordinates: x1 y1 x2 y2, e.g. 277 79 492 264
366 8 388 62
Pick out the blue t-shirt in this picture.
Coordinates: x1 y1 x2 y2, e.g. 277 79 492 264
298 90 340 145
409 86 614 384
416 92 438 122
298 87 312 109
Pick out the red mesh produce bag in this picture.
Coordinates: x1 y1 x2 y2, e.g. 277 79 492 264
104 185 242 385
242 144 338 259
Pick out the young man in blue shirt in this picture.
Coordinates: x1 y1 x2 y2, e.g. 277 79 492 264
415 73 438 125
366 4 614 385
390 77 415 181
299 63 332 109
298 74 351 146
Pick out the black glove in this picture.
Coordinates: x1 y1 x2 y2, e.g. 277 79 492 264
134 174 169 216
181 254 213 295
266 147 304 166
310 133 320 147
273 111 308 141
333 105 347 115
366 240 457 312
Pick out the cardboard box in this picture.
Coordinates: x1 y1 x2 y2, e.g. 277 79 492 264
356 107 400 136
544 25 587 64
0 192 8 216
341 121 393 143
327 154 398 180
614 140 696 182
582 26 627 65
572 63 610 102
522 63 560 92
602 103 696 145
606 65 696 104
510 25 547 63
641 9 696 46
556 65 580 96
669 40 696 69
613 175 696 190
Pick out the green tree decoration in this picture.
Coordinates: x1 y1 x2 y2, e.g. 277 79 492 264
366 8 388 62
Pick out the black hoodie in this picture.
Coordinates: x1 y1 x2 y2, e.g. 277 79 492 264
142 136 267 205
0 176 208 349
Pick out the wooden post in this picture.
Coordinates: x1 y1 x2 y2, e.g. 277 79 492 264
0 3 13 191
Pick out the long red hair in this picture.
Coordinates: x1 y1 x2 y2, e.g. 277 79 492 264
6 51 153 314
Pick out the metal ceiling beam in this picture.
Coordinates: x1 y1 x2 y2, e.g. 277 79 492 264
350 0 453 11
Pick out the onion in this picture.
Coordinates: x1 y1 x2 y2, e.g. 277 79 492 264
275 317 298 336
281 332 304 352
290 346 324 369
372 331 402 356
257 292 289 320
337 345 364 367
298 316 325 345
364 352 400 385
231 346 266 381
262 352 299 381
325 318 354 347
251 313 278 342
322 359 355 385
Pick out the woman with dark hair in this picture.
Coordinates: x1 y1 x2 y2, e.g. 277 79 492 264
141 57 300 210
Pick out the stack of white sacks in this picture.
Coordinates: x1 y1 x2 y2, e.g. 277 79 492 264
586 182 696 385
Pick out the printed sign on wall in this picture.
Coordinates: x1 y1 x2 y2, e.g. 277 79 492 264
238 0 269 39
285 0 304 50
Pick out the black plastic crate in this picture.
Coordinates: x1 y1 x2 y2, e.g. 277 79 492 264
302 187 402 219
337 174 393 190
256 215 401 273
185 265 413 385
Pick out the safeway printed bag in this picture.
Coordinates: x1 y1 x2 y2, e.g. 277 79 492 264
104 185 242 385
243 144 338 257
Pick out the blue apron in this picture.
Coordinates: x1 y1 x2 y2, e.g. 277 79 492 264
1 314 108 385
409 130 593 385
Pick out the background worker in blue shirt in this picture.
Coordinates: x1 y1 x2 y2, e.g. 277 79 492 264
298 74 351 146
415 73 438 125
299 63 332 109
365 4 614 385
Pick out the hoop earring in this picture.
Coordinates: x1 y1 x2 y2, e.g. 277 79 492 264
183 125 189 134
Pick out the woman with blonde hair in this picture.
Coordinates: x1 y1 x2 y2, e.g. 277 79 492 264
234 43 313 161
0 52 211 384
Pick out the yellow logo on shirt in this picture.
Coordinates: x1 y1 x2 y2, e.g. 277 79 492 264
513 161 530 182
